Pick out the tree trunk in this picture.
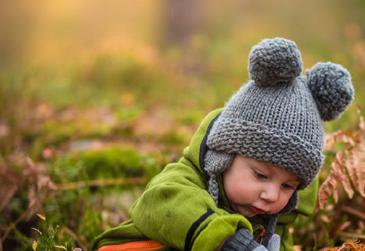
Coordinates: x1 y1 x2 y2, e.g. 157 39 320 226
161 0 203 47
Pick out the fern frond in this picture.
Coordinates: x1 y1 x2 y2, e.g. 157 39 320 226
319 152 347 208
319 111 365 208
345 132 365 197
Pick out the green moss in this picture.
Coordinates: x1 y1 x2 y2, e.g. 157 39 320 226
114 106 142 124
177 110 205 126
42 119 114 146
54 146 161 181
158 130 188 146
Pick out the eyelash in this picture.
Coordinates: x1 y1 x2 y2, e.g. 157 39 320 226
254 170 295 190
281 183 295 190
254 170 268 180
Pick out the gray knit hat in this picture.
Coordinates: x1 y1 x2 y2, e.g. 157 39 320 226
204 38 354 207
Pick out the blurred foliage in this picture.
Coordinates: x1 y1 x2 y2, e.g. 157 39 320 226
292 113 365 249
1 0 365 250
60 146 163 181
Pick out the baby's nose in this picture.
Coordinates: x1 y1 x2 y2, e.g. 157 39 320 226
260 184 280 202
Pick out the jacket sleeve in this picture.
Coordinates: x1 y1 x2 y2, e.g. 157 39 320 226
130 158 252 251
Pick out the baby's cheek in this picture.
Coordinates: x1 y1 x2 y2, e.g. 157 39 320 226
274 195 292 212
271 204 285 214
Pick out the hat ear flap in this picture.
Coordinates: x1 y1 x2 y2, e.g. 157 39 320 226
306 62 354 121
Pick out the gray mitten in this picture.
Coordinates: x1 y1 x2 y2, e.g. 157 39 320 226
221 229 268 251
266 234 280 251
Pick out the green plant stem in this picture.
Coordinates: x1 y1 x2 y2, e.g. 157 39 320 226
56 177 147 191
60 226 87 251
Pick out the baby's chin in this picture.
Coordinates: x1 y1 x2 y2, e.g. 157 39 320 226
233 204 283 218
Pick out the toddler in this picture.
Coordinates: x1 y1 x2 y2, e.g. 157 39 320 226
93 38 354 251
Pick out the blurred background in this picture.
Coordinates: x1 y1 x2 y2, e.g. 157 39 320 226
0 0 364 250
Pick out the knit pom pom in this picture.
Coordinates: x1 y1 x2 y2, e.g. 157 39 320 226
248 38 303 87
307 62 354 121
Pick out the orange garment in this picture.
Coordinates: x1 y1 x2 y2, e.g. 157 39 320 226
98 240 166 251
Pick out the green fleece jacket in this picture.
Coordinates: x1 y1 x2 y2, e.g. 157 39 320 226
93 109 318 251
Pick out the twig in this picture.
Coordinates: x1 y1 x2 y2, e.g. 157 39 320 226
0 209 29 244
341 205 365 221
60 226 87 251
56 177 147 191
337 230 365 240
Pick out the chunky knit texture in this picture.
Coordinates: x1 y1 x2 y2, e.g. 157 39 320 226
203 37 354 244
204 150 234 203
307 62 354 121
206 77 325 188
249 38 303 87
221 229 261 251
204 37 354 188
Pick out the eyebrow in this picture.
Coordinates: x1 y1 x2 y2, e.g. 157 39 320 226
287 179 300 184
250 163 272 175
282 175 300 184
250 161 272 173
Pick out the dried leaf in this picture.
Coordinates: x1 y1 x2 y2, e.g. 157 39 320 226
0 164 20 212
23 157 57 192
27 188 41 220
340 240 365 250
319 116 365 208
336 153 355 199
339 221 351 231
36 213 46 221
345 141 365 197
319 153 350 208
22 157 57 219
321 240 365 250
324 131 355 151
321 215 330 223
293 245 302 251
324 131 342 151
344 115 365 197
54 245 67 250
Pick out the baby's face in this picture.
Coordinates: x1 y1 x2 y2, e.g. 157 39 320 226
223 155 300 218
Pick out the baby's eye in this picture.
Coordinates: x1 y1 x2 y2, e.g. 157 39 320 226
281 183 295 190
254 171 268 180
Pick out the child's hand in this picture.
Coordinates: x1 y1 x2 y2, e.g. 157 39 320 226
221 228 266 251
252 233 280 251
265 234 280 251
221 229 280 251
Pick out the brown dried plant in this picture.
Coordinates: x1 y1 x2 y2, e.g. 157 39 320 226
321 240 365 251
0 155 57 248
319 109 365 209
